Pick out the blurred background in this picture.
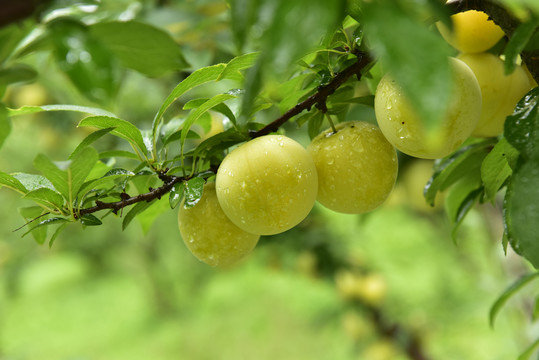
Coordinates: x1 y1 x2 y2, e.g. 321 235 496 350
0 0 538 359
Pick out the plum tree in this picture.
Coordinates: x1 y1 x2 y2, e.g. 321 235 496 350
178 182 260 267
457 52 531 137
215 135 318 235
308 121 398 214
436 9 505 53
374 57 482 159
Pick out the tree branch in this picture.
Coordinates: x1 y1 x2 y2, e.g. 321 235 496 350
73 53 374 218
76 172 186 218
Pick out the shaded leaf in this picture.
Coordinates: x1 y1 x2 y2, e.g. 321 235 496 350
122 201 154 230
490 272 539 327
424 140 496 206
80 213 102 226
363 0 453 130
33 153 69 199
504 158 539 268
481 138 519 203
90 20 189 77
504 87 539 160
0 63 37 87
308 112 325 140
503 16 539 75
69 127 115 159
0 103 10 149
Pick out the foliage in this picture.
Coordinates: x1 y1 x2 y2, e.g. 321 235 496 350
1 0 539 358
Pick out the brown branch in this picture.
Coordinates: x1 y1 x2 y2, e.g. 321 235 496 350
0 0 52 28
446 0 539 84
364 303 430 360
76 173 186 218
250 51 374 138
73 53 375 218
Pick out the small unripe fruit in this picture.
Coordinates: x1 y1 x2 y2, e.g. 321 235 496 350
178 183 259 267
216 135 318 235
458 52 531 137
308 121 398 214
436 10 505 53
374 57 482 159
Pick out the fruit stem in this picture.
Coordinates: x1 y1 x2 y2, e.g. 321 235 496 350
325 113 338 134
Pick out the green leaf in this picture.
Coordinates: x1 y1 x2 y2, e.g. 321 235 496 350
308 112 325 140
424 140 496 206
23 188 65 211
22 217 70 239
217 52 260 80
80 214 102 226
8 104 118 118
152 63 226 143
183 177 205 209
68 146 99 199
99 150 139 160
12 173 56 192
504 158 539 268
78 116 147 155
518 338 539 360
180 94 236 148
78 168 135 200
49 223 68 249
169 182 185 209
489 272 539 328
0 171 27 194
0 63 37 86
137 197 170 234
33 147 99 204
481 138 519 203
48 18 119 104
89 20 188 77
505 87 539 160
363 0 453 130
503 16 539 75
122 201 154 230
34 153 70 200
18 207 49 244
69 127 115 159
0 103 10 149
444 173 483 242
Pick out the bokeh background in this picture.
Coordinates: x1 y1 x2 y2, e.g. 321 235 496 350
1 0 538 359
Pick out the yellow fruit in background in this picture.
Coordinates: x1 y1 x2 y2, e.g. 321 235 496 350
216 134 318 235
178 182 260 267
458 53 530 137
402 159 443 212
335 270 387 305
308 121 398 214
194 112 225 144
374 57 482 159
436 10 505 53
523 64 538 88
8 83 49 107
361 340 400 360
